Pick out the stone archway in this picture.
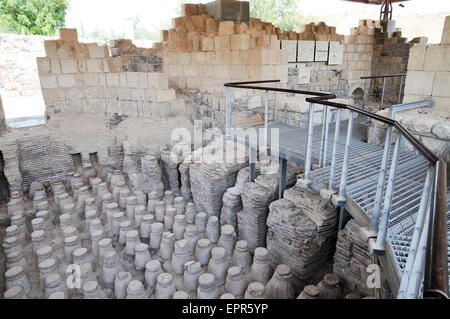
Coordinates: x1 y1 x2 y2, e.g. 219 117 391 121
351 87 365 106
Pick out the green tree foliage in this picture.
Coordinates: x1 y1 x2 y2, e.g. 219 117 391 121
0 0 69 35
250 0 316 31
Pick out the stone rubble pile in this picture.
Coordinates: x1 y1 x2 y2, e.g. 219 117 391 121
189 140 247 219
332 219 374 297
266 181 338 287
238 160 303 251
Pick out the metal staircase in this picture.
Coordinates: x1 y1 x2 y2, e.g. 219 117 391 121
224 79 449 299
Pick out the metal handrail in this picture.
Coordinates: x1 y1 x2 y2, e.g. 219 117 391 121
224 80 438 164
360 73 407 110
223 79 448 299
361 74 407 79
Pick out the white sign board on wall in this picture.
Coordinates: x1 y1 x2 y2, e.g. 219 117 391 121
281 40 298 62
315 41 329 62
297 40 315 62
328 41 345 65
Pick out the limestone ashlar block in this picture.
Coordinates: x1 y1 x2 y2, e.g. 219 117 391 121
276 65 289 83
97 73 106 87
58 28 78 44
40 75 58 89
441 15 450 45
269 50 281 65
44 40 59 58
148 73 169 89
36 58 51 74
424 45 450 72
231 34 249 51
60 59 79 74
161 30 169 42
57 74 76 88
87 59 104 73
126 72 140 88
156 89 176 103
203 65 215 77
432 72 450 97
250 48 270 65
119 73 127 87
404 70 435 96
213 65 230 78
206 18 218 33
168 65 184 77
184 65 198 77
50 59 61 74
192 15 207 31
214 35 231 51
178 39 188 52
201 37 215 51
102 59 111 73
231 50 240 64
165 52 178 64
83 73 98 87
139 73 148 89
230 64 245 80
182 3 198 16
194 52 207 64
87 44 108 59
245 65 262 80
261 65 276 79
218 21 235 36
235 23 248 34
407 45 427 71
77 59 88 72
178 52 191 65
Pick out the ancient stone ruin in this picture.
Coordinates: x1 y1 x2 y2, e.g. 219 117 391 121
0 0 448 300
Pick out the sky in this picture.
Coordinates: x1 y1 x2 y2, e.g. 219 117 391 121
65 0 450 36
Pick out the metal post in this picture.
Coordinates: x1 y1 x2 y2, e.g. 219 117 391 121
362 78 368 109
328 108 342 190
380 77 386 110
397 167 433 298
284 105 288 125
279 158 287 199
406 201 431 299
304 103 315 181
249 147 256 183
338 111 354 199
323 107 330 166
375 133 402 250
319 106 328 167
337 111 354 230
226 86 231 132
372 120 378 145
264 91 269 150
423 161 449 299
274 82 279 123
397 76 404 104
369 125 393 231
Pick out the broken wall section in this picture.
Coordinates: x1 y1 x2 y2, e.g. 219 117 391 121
37 29 180 120
370 21 416 105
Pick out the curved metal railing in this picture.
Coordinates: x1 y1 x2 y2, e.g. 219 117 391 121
224 79 448 299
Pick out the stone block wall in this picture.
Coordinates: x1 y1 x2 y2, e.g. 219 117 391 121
343 20 377 99
388 16 450 162
370 22 413 105
161 17 288 95
37 29 179 120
